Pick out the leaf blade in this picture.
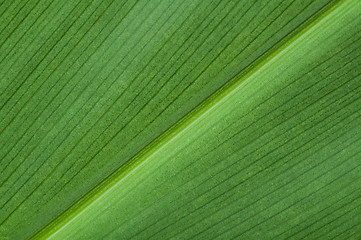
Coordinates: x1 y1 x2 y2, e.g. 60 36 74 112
1 0 360 239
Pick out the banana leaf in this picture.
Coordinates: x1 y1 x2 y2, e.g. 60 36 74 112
0 0 361 239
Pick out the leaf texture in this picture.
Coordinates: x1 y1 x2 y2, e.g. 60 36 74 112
0 0 360 239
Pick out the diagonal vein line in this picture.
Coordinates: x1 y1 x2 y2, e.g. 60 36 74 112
31 0 347 239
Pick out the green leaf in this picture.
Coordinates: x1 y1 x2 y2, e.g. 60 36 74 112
1 0 360 239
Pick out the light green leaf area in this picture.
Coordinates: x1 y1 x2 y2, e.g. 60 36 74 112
0 0 360 239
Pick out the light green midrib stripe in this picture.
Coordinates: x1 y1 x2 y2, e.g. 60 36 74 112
31 0 345 239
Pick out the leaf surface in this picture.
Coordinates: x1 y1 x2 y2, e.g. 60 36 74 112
0 0 360 239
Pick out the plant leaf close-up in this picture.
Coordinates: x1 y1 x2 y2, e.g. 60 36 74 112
1 0 361 239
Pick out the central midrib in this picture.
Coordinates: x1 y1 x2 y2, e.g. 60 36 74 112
32 0 344 239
